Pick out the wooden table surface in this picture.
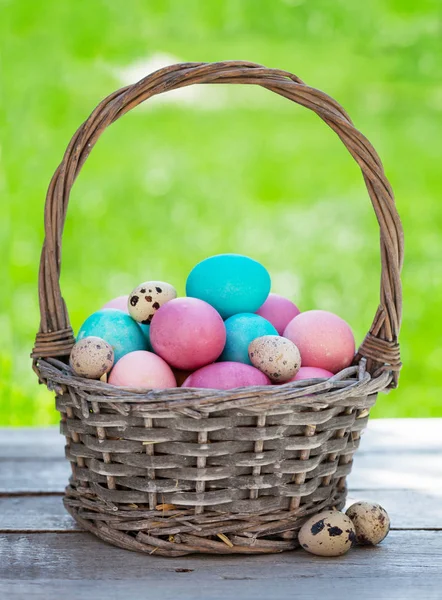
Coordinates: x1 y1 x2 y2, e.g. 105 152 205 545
1 419 441 599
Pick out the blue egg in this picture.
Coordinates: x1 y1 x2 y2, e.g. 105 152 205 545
186 254 271 319
138 323 153 352
220 313 278 364
77 309 147 362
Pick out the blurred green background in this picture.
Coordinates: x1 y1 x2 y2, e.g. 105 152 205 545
1 0 440 425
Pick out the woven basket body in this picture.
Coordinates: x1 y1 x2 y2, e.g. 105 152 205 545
32 62 403 556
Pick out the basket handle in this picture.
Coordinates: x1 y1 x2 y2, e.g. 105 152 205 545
32 61 403 386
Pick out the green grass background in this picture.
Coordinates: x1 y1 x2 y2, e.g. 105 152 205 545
1 0 440 424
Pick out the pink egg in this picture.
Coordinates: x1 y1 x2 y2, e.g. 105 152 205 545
101 295 129 313
256 293 300 335
289 366 334 382
150 298 226 370
283 310 355 374
108 350 176 389
182 362 271 390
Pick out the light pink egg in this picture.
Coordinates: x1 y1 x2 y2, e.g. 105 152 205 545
108 350 176 389
256 293 300 335
150 297 226 370
283 310 355 374
182 362 271 390
289 366 334 382
101 295 129 313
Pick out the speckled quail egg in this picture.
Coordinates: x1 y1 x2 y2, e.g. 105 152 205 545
248 335 301 382
70 336 114 379
128 281 177 324
346 502 390 545
299 510 356 557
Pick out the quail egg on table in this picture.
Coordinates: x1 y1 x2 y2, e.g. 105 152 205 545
346 502 390 545
70 336 114 379
128 281 177 324
298 510 356 557
248 335 301 382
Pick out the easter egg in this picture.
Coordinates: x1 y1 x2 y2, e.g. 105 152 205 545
101 295 129 313
186 254 271 319
346 502 390 546
256 293 300 335
77 309 147 363
289 366 334 382
299 510 356 557
182 362 270 390
150 297 226 370
128 281 177 324
138 323 153 352
220 313 278 364
108 351 176 389
248 335 301 382
70 337 114 379
283 310 355 374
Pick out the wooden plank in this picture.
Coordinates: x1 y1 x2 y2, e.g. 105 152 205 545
0 531 440 600
0 422 440 599
0 496 78 531
1 419 441 460
0 459 70 493
359 418 442 453
0 427 64 458
348 451 442 491
2 575 442 600
0 489 439 532
1 450 440 494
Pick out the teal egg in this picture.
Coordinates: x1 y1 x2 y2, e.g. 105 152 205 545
186 254 271 319
220 313 278 364
77 309 147 362
138 323 153 352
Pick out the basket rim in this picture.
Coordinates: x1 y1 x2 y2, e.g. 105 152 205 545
38 355 390 412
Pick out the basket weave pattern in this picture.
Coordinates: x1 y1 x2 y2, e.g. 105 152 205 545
32 62 403 556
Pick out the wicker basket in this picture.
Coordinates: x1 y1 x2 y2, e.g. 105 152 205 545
32 61 403 556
